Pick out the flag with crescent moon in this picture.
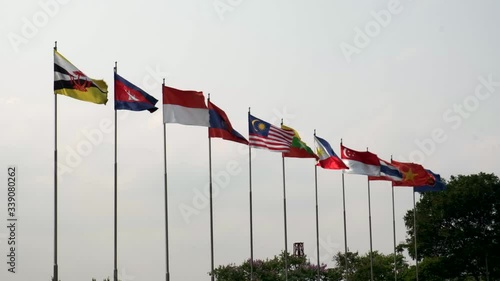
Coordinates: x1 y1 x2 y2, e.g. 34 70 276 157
248 114 294 152
341 145 380 176
54 50 108 104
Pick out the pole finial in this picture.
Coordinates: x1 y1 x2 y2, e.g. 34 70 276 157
248 107 251 114
54 41 57 50
314 129 316 136
340 138 343 145
208 93 210 99
114 61 117 73
162 78 165 85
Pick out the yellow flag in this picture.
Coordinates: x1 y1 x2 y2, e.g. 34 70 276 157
54 50 108 104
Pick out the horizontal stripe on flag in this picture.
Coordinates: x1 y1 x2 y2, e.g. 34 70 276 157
342 159 380 176
163 86 207 109
163 104 210 126
54 80 107 93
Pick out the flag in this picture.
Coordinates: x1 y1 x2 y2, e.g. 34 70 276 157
414 170 446 193
282 125 317 159
208 100 248 145
248 114 294 152
114 73 158 113
314 136 348 169
54 50 108 104
162 85 210 126
340 145 380 176
368 158 403 181
391 160 435 187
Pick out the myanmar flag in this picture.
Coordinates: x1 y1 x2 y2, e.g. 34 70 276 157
282 125 317 159
54 50 108 104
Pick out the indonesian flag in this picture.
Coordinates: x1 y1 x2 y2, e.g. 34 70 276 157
340 144 380 176
162 85 210 127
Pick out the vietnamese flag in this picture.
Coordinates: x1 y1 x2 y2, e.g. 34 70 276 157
391 160 435 187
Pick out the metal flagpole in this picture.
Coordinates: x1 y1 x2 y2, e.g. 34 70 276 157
113 62 118 281
248 108 254 280
53 41 59 281
281 119 289 281
208 95 215 281
366 151 374 281
413 190 418 281
392 183 397 281
389 156 397 281
313 130 320 281
163 79 171 281
341 139 349 279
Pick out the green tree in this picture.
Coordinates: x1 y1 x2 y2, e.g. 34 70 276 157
333 250 409 280
400 173 500 280
212 251 342 281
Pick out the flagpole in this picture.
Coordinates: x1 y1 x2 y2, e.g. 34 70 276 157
366 149 374 281
53 41 59 281
163 79 171 281
413 190 418 281
313 130 320 281
341 139 348 279
208 95 215 281
113 62 119 281
281 119 289 281
248 107 254 281
391 181 397 281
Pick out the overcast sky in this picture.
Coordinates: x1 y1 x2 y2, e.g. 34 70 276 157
1 0 500 280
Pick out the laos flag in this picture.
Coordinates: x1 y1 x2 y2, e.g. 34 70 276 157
114 73 158 113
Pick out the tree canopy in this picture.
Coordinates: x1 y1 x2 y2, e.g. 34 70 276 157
401 172 500 280
213 172 500 280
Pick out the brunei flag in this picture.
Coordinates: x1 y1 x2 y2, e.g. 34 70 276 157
54 50 108 104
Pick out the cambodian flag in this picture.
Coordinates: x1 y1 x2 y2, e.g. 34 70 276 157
114 73 158 113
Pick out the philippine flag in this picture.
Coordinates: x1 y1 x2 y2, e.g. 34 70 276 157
114 73 158 112
314 136 348 170
162 85 210 127
341 144 380 176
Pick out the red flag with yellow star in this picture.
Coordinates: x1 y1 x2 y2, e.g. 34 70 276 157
391 160 435 187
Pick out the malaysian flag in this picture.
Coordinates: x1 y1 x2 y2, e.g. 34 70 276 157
248 114 294 152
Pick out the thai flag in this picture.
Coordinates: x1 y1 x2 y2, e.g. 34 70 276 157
369 159 403 181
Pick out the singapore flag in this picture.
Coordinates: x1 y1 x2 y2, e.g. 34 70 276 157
340 144 381 176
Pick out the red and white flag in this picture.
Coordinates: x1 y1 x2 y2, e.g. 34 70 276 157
340 144 380 176
162 85 210 127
